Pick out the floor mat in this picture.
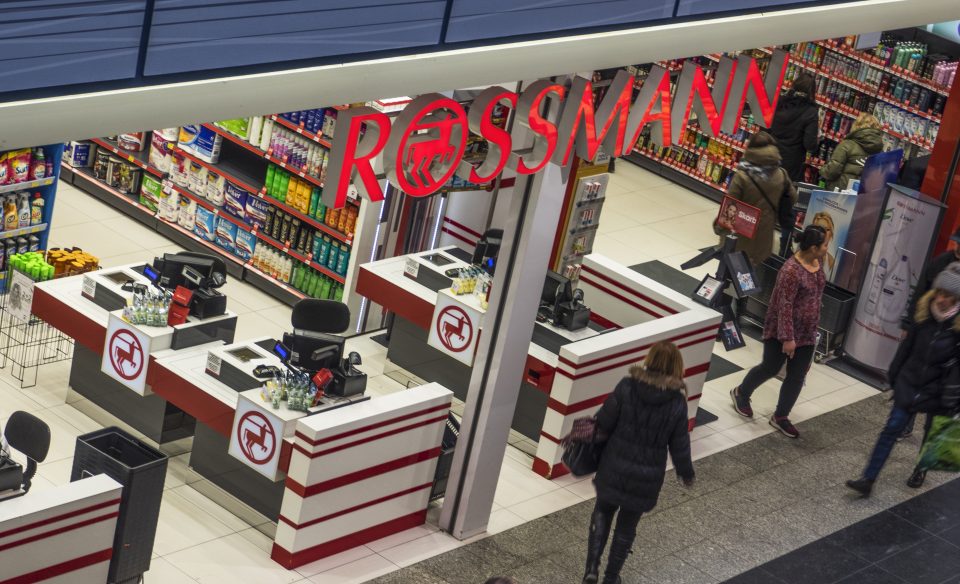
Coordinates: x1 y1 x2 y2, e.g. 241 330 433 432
706 353 743 381
371 332 389 348
629 260 701 297
695 407 719 426
825 357 887 391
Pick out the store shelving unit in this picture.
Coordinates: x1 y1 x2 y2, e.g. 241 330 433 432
61 109 363 307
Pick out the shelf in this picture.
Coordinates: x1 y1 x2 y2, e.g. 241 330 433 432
632 148 729 193
270 115 333 149
252 230 346 283
0 223 49 239
254 191 353 246
90 138 163 178
243 262 306 302
175 147 264 197
0 177 56 195
873 92 942 123
817 40 952 97
203 123 326 190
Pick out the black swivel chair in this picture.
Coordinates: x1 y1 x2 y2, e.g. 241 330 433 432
3 411 51 494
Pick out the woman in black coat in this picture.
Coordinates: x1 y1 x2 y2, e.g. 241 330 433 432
847 263 960 497
770 72 820 183
582 341 695 584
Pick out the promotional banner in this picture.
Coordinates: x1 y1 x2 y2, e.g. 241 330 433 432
831 149 903 292
802 190 858 283
717 196 761 239
844 185 944 371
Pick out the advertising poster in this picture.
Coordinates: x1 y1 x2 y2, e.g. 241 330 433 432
844 185 944 371
717 196 761 239
832 149 903 292
802 190 858 283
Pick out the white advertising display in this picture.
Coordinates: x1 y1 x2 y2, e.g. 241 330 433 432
100 313 152 395
7 270 35 323
229 395 285 481
845 186 943 371
428 290 484 366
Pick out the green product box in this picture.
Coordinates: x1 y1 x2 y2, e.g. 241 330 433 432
216 118 251 141
140 174 162 213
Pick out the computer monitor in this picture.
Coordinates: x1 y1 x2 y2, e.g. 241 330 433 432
472 229 504 274
151 253 226 290
282 330 345 373
541 271 573 310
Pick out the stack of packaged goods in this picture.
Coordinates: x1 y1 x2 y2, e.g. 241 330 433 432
8 252 55 281
45 248 99 277
0 147 53 188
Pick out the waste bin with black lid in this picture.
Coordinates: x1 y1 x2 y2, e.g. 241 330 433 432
71 427 167 584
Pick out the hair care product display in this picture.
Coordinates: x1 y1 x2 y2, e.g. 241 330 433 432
121 289 174 327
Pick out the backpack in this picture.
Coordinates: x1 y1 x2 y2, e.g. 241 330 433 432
747 168 794 229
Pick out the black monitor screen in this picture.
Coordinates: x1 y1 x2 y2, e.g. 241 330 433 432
283 331 344 372
542 271 571 307
153 253 216 290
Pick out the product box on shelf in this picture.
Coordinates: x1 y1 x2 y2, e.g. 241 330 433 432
64 141 92 167
234 230 257 261
245 195 269 230
215 119 251 141
206 171 226 206
179 125 222 164
215 216 238 253
223 183 248 222
140 174 162 212
150 128 178 173
194 206 217 241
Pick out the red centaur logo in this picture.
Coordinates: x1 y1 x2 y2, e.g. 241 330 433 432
236 410 276 465
324 50 788 209
436 305 473 353
108 329 144 381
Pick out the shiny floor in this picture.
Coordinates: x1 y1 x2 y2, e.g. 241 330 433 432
0 162 929 583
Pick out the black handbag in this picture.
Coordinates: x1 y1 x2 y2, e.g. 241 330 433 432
561 417 607 477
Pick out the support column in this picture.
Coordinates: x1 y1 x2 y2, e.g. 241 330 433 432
439 161 568 539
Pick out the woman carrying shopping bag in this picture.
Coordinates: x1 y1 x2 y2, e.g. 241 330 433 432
580 341 695 584
730 225 829 438
847 263 960 496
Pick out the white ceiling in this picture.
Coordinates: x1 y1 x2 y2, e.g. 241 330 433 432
0 0 957 150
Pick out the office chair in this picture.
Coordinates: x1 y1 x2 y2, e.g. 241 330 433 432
4 411 51 493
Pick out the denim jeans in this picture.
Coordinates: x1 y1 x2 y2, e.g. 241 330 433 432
864 406 933 481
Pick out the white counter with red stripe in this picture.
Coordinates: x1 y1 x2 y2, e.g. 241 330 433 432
358 251 720 479
0 474 122 584
31 271 456 571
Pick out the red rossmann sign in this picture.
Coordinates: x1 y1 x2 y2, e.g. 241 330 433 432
324 50 788 209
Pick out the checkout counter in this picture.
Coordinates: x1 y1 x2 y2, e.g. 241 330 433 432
28 261 454 570
357 248 721 479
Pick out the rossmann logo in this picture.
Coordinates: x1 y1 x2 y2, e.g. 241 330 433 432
324 50 789 209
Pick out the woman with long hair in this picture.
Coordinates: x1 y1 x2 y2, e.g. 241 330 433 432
582 342 695 584
820 113 884 191
730 225 829 438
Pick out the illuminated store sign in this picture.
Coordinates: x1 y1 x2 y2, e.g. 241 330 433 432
325 50 788 208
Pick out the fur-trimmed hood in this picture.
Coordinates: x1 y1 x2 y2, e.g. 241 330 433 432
628 367 687 394
914 290 960 332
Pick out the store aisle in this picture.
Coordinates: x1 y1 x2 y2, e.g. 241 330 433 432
0 163 906 584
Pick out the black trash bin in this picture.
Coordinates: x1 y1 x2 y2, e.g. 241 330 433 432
430 413 460 501
71 427 167 584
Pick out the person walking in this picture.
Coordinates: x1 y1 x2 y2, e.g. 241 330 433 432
716 131 798 270
846 263 960 496
770 72 820 183
582 341 695 584
819 113 884 191
730 225 829 438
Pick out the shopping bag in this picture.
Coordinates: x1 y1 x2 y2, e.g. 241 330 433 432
916 415 960 473
560 417 606 477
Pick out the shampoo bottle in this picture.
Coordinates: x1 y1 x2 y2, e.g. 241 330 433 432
864 258 887 316
879 255 911 323
17 193 30 228
4 196 18 231
30 193 43 226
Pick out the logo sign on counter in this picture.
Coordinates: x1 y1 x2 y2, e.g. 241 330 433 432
428 292 482 366
100 315 151 395
325 50 788 208
229 397 285 480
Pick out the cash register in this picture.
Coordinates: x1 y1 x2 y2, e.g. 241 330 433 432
538 271 591 331
0 411 50 500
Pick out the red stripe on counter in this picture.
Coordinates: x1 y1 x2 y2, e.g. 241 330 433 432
0 498 120 541
557 324 718 372
293 415 448 459
0 513 119 553
580 275 662 319
442 217 483 239
286 448 442 498
150 362 236 437
356 268 434 331
30 287 106 353
279 482 432 529
0 549 113 584
532 457 570 479
540 430 561 444
687 393 703 402
271 510 427 569
580 265 679 315
295 403 451 447
441 227 475 246
549 361 710 414
589 312 622 330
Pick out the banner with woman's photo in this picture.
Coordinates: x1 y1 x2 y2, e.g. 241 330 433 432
802 190 859 284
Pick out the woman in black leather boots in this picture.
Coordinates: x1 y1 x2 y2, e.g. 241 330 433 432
582 341 695 584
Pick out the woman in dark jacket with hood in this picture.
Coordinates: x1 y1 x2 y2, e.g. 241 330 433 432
847 262 960 497
770 72 820 183
820 113 885 191
582 341 695 584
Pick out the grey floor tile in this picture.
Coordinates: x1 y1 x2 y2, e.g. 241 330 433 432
632 553 714 584
508 555 581 584
367 566 451 584
677 541 757 582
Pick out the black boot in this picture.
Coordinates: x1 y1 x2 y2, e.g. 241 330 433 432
601 532 634 584
907 468 927 489
583 508 612 584
845 477 874 497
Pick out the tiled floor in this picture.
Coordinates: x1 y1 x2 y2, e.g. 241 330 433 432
0 162 915 583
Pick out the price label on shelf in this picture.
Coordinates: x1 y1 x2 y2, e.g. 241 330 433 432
205 353 222 377
295 127 303 134
404 258 420 278
81 275 97 300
